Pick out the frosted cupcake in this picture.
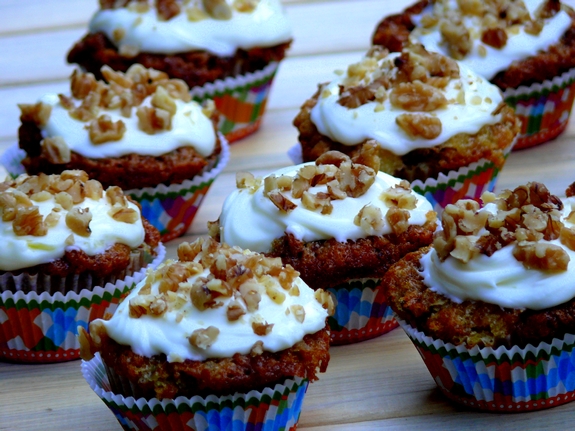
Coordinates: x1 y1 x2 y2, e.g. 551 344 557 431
212 150 437 344
0 170 163 363
68 0 293 142
372 0 575 149
294 45 520 212
383 182 575 411
80 238 331 430
15 65 228 241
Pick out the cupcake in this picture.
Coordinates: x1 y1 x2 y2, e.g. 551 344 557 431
67 0 293 142
0 170 164 363
212 149 437 344
382 181 575 411
80 237 332 430
294 44 520 212
372 0 575 149
15 64 229 241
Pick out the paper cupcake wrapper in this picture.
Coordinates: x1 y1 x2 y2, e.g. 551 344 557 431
0 244 165 363
327 278 397 346
82 353 308 431
410 157 505 214
503 67 575 150
190 62 279 143
118 139 229 242
398 318 575 412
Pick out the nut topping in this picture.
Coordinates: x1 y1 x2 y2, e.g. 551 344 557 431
434 182 573 271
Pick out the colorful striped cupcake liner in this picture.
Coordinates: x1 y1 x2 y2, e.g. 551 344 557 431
126 136 229 242
503 67 575 150
398 319 575 412
190 62 279 143
328 278 397 345
410 157 505 214
82 353 308 431
0 245 165 363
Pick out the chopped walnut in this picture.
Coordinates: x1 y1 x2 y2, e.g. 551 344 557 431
390 81 447 112
202 0 232 20
66 207 92 237
386 207 411 235
440 19 472 59
87 115 126 144
109 206 139 223
13 206 47 236
268 191 297 213
481 27 508 49
354 204 384 235
252 321 274 336
137 106 172 134
396 113 442 140
381 182 417 210
40 137 71 164
189 326 220 349
233 0 259 13
513 242 569 271
290 304 306 323
18 102 52 126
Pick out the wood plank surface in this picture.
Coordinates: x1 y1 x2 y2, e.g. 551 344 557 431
2 0 575 430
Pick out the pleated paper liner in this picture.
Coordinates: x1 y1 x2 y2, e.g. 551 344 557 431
398 318 575 412
82 353 309 431
0 244 165 363
328 278 397 345
0 137 229 243
410 157 507 215
503 67 575 150
126 137 229 242
190 62 279 143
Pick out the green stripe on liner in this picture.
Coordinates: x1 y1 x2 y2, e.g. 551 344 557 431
129 178 214 203
412 160 498 195
191 71 278 103
504 76 575 107
101 378 308 415
0 283 134 312
410 334 575 366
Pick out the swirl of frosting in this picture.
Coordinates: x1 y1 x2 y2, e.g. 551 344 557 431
89 0 293 57
421 194 575 310
99 239 329 362
309 50 504 156
219 162 435 253
409 0 572 80
40 93 216 158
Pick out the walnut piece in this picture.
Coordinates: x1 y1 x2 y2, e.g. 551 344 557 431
189 326 220 349
40 137 71 164
88 115 126 144
65 207 92 237
396 113 442 139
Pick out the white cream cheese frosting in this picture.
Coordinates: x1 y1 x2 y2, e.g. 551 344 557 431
309 50 504 155
0 172 146 271
420 193 575 310
99 239 330 362
89 0 293 57
40 92 216 158
409 0 572 80
26 66 217 159
219 161 435 253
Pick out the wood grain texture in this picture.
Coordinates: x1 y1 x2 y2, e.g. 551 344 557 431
2 0 575 429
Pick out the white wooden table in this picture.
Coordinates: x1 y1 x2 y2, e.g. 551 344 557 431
1 1 575 429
